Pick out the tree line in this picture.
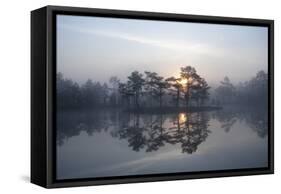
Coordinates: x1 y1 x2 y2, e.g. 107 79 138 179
57 66 268 110
57 66 211 110
214 70 268 107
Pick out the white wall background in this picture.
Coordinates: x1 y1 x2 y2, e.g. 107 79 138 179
0 0 279 193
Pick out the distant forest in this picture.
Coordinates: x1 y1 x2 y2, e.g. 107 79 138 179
57 66 268 110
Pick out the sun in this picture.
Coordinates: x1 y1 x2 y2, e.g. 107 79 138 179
179 78 188 85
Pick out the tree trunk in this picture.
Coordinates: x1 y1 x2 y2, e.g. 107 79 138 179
176 89 180 108
185 94 189 109
159 88 163 108
185 84 190 109
201 98 205 107
135 91 139 109
127 96 130 108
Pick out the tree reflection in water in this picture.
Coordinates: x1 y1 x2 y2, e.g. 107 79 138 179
171 112 210 154
57 108 268 153
111 112 210 153
212 107 268 138
57 110 113 146
213 110 238 133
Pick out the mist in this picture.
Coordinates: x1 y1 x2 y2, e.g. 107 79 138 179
57 15 268 87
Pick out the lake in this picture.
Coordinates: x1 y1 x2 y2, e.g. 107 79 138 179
56 107 268 180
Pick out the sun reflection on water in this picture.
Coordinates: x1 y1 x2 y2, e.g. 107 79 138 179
179 113 187 123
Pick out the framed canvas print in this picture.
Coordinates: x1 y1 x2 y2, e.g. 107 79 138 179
31 5 274 188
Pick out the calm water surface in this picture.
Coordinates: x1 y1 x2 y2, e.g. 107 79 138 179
56 107 268 179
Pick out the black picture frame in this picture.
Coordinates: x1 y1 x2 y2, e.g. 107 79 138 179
31 5 274 188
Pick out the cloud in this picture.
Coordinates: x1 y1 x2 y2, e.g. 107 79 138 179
58 23 223 57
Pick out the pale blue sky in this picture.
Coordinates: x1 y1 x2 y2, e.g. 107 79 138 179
57 15 268 86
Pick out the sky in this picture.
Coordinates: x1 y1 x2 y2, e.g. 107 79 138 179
57 15 268 86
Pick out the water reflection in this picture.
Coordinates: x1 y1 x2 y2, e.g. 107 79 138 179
57 107 267 153
109 112 210 154
57 110 112 146
212 107 268 138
